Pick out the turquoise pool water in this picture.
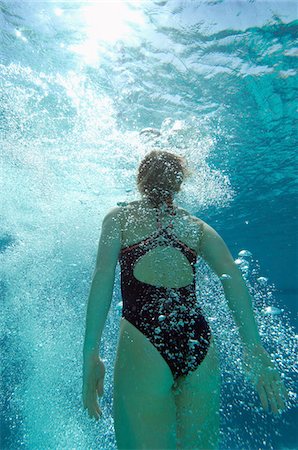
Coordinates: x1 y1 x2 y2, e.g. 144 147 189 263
1 1 297 449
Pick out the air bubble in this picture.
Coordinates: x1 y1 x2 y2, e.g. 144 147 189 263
263 306 282 315
238 249 252 258
288 391 297 400
189 339 199 348
220 273 232 280
209 316 217 322
257 276 268 284
139 127 161 137
235 258 243 265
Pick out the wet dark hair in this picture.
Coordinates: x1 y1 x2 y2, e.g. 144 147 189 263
137 150 189 207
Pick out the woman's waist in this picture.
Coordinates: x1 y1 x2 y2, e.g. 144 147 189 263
121 293 203 319
120 275 196 296
121 285 197 307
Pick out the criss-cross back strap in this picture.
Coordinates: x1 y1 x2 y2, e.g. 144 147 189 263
155 203 176 233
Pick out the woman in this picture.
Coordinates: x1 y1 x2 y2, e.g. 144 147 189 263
83 150 287 450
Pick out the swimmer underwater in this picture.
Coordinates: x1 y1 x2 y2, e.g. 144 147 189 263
82 150 288 449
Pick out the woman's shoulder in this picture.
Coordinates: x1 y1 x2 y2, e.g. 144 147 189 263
115 200 139 217
176 206 205 227
105 200 135 214
101 207 123 226
103 201 138 227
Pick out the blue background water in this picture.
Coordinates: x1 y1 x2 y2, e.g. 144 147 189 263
1 1 297 449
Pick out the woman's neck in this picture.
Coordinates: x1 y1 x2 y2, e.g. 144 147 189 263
140 196 175 212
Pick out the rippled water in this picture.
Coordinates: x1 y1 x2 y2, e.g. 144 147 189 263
1 1 297 449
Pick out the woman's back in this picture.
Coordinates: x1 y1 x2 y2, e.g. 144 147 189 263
119 200 203 289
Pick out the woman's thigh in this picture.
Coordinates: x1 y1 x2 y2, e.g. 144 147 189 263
113 318 177 450
173 338 221 450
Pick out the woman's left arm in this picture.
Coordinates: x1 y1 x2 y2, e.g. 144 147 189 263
82 207 122 419
199 221 288 414
83 207 122 357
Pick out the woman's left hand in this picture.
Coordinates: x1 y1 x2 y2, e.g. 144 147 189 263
243 344 288 414
82 355 106 420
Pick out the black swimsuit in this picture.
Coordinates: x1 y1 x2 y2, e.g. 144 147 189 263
118 205 211 381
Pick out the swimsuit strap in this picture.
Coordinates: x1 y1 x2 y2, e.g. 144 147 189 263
120 201 197 258
155 202 176 233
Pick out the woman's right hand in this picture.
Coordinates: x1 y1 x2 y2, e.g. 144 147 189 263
82 355 106 420
243 344 288 414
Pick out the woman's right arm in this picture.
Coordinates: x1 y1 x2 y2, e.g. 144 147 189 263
198 221 262 348
198 221 288 414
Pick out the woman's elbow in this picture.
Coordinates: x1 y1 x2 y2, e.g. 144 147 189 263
92 266 116 284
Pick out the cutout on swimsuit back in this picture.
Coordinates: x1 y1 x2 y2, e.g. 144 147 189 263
132 203 195 288
132 245 195 288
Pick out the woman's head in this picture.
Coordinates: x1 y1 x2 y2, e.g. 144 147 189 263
137 150 189 207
